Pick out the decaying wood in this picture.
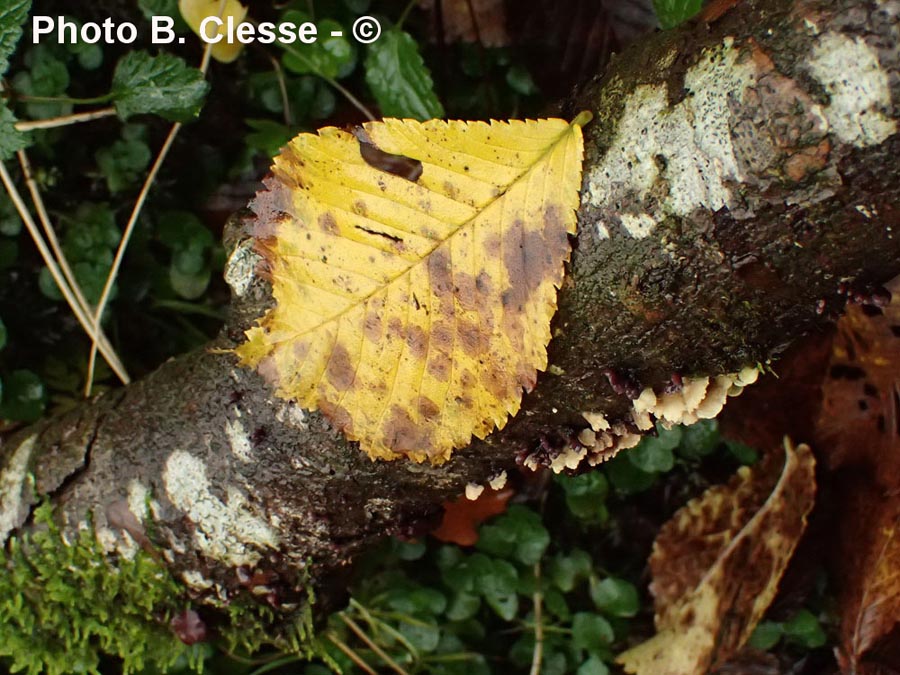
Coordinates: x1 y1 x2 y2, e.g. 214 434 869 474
1 0 898 630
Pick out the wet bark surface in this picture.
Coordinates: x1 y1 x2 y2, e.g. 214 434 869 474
1 0 898 631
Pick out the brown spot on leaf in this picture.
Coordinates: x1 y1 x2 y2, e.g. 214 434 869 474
428 248 454 297
327 343 356 391
459 320 488 356
427 353 451 381
364 311 382 342
455 273 479 311
432 322 454 351
319 213 338 234
418 396 440 421
406 324 428 357
319 399 353 434
383 405 430 455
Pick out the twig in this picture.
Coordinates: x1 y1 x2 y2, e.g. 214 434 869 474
16 150 128 379
14 107 117 132
267 53 293 126
0 161 130 384
83 121 181 396
326 632 378 675
529 561 545 675
340 613 411 675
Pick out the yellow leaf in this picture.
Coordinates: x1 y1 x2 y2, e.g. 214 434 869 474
235 116 588 462
617 439 816 675
178 0 248 63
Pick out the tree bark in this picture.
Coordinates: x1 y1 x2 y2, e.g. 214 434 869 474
1 0 898 639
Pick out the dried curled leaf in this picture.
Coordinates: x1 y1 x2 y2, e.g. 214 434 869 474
617 440 816 675
236 116 587 462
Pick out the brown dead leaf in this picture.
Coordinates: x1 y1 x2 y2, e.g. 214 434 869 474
816 278 900 487
431 487 514 546
418 0 510 47
816 278 900 673
617 440 816 675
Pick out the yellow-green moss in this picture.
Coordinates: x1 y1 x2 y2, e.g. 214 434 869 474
0 503 198 675
0 503 323 674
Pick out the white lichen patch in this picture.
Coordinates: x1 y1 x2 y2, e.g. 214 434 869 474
807 33 896 147
224 239 261 298
0 435 35 543
95 525 140 559
587 38 757 223
163 450 278 567
127 479 150 523
275 401 309 430
619 213 658 239
488 470 508 490
225 417 253 463
596 223 611 240
182 569 214 591
465 482 485 500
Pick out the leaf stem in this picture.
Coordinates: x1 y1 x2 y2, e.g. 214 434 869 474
0 160 130 385
277 42 375 121
14 94 114 105
14 107 117 131
396 0 419 30
529 561 544 675
326 632 378 675
339 613 411 675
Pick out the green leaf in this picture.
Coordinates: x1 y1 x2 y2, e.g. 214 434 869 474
95 137 152 193
748 621 783 650
392 538 426 561
138 0 189 33
653 0 703 29
628 424 681 473
476 505 550 566
590 578 639 618
169 264 210 300
280 14 356 80
0 369 46 422
678 419 720 460
782 609 827 648
0 103 30 160
505 65 539 96
244 119 294 158
364 28 444 120
398 619 441 652
557 472 609 523
111 51 209 122
572 612 614 651
446 591 480 621
0 191 22 235
726 439 759 465
577 656 610 675
0 0 30 76
606 454 657 494
0 315 6 351
387 586 447 616
543 588 571 621
548 550 593 592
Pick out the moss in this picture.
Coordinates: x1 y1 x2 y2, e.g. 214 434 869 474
0 502 326 674
219 586 319 659
0 503 198 675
